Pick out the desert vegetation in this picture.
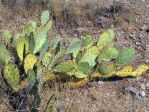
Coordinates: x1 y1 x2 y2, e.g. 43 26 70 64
0 9 149 111
0 0 149 112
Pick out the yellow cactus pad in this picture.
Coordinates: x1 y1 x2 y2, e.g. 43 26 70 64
24 54 38 73
96 63 116 78
131 65 149 77
91 71 103 78
116 66 133 77
43 72 56 82
92 64 149 79
16 37 29 61
92 71 115 78
116 65 149 77
64 77 89 88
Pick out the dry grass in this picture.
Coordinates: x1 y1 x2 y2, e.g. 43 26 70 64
1 0 115 27
49 0 113 18
48 0 114 26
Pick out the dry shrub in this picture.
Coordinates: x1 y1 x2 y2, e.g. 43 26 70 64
48 0 65 19
1 0 115 26
48 0 114 26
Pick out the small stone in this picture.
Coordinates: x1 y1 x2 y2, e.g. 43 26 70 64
97 81 104 85
116 31 124 37
88 88 99 100
146 83 149 87
139 91 145 97
74 34 78 37
141 84 146 90
140 25 149 32
144 18 149 24
134 94 142 100
125 86 140 95
135 42 141 45
126 78 135 83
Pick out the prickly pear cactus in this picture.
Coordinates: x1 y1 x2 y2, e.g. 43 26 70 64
16 37 29 61
0 44 11 65
24 54 38 73
2 30 12 44
3 63 20 91
54 61 74 74
48 49 65 69
41 10 50 26
80 46 99 67
81 35 93 49
97 28 115 50
1 9 149 92
74 62 92 78
23 21 37 36
116 48 135 65
66 38 82 58
98 63 116 77
116 65 149 77
98 44 119 62
33 10 52 54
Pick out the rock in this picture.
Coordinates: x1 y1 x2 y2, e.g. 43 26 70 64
140 25 149 32
116 31 124 37
139 91 145 97
144 18 149 24
134 94 142 100
97 81 104 85
146 83 149 87
0 12 5 22
88 87 99 100
125 86 147 101
140 84 146 90
135 41 141 46
126 78 136 83
125 86 140 95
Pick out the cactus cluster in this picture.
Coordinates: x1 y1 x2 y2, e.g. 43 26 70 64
0 10 149 92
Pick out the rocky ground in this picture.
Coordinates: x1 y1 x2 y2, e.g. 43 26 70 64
0 0 149 112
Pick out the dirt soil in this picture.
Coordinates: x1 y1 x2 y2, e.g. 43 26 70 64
0 0 149 112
